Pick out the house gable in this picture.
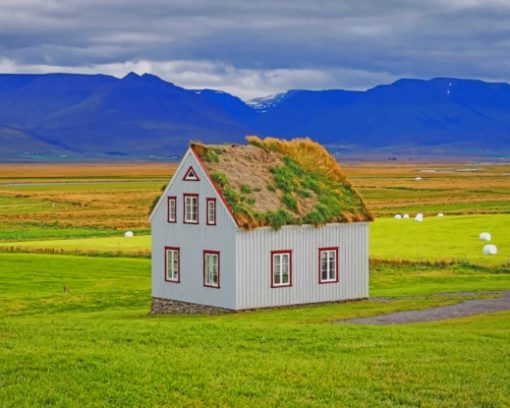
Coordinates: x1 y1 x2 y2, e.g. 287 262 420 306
149 147 237 227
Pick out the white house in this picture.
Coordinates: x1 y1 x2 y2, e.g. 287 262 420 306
149 137 373 312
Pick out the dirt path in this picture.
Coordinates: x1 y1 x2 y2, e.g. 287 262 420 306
342 291 510 325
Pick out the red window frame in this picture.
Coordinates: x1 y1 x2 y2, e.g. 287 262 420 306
183 193 199 224
206 197 217 225
167 196 177 223
271 250 293 288
318 247 339 284
203 250 220 288
164 246 180 283
182 165 200 181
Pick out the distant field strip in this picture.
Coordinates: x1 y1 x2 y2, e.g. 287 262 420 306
370 214 510 267
1 215 508 267
349 162 510 216
0 162 508 237
0 235 151 257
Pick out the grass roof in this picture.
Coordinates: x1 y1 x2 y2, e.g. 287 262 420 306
192 136 373 229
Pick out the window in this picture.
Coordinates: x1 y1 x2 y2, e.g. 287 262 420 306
271 250 292 288
183 194 198 224
165 247 180 282
203 250 220 288
183 166 200 181
206 198 216 225
319 247 338 283
167 196 176 223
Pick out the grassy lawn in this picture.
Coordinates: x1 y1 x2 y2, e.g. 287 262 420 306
0 253 509 407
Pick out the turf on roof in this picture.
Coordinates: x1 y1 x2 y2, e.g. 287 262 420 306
192 136 373 229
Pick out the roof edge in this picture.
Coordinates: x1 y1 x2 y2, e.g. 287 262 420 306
189 144 240 227
148 148 192 222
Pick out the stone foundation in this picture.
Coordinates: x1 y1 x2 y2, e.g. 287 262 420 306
151 297 233 314
151 296 369 314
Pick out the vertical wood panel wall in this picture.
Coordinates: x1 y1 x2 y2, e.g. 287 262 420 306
236 223 369 310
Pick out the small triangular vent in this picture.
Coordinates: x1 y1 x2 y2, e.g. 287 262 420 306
183 166 200 181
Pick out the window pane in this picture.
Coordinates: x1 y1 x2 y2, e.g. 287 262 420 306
321 253 328 274
206 255 211 283
173 251 179 277
282 271 289 283
329 252 336 279
283 255 288 282
281 255 287 273
185 198 190 220
273 254 280 285
192 197 198 221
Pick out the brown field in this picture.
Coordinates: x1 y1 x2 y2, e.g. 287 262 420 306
0 161 508 233
345 161 510 215
0 162 177 179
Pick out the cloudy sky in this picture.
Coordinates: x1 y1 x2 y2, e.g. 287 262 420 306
1 0 509 99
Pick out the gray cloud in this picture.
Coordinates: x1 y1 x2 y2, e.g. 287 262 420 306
0 0 509 99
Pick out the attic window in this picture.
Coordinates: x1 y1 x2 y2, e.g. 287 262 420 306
183 194 199 224
183 166 200 181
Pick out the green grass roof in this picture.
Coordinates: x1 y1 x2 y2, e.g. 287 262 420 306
192 137 373 229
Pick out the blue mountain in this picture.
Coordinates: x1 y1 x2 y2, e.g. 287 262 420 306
0 73 509 160
251 78 510 153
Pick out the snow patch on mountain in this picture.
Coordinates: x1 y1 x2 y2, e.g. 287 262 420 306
247 92 287 111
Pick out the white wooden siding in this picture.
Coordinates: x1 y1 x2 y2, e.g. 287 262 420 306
235 222 369 310
151 150 238 309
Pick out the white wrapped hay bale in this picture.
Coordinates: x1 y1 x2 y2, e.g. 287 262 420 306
415 213 424 222
124 231 134 238
437 213 444 217
479 232 491 241
403 213 410 219
483 245 497 255
394 214 402 219
414 177 423 181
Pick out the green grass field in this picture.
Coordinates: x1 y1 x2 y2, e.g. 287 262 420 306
371 214 510 267
1 253 509 407
1 162 509 406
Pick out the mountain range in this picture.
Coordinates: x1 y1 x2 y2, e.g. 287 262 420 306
0 72 509 161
